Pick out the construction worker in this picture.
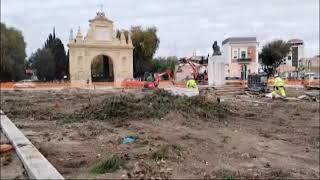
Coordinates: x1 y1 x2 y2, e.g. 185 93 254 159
272 74 286 98
186 77 198 89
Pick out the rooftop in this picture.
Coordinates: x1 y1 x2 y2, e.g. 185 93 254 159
288 39 303 44
222 37 257 45
89 11 113 23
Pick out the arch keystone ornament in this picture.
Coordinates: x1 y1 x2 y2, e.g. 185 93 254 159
68 9 134 84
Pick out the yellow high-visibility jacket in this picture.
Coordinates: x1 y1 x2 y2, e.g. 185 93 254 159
186 79 198 89
274 77 284 87
272 77 286 97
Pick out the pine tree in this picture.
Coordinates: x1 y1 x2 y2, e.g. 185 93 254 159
52 38 67 79
30 28 68 81
42 28 68 80
32 48 55 81
44 34 55 49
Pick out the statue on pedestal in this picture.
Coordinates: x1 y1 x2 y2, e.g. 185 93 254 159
212 41 221 56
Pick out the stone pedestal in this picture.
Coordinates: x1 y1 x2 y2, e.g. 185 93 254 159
208 56 225 87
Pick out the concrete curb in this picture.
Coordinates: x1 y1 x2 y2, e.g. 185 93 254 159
0 111 64 180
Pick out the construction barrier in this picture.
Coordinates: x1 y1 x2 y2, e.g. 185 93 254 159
1 79 313 91
121 80 145 88
302 79 320 89
268 79 303 86
0 82 15 89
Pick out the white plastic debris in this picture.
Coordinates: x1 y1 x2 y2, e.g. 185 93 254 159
164 87 199 97
265 92 280 98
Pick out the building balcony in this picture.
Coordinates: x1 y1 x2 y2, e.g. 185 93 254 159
237 58 252 63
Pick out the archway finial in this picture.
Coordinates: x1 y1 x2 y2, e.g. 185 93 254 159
96 3 105 17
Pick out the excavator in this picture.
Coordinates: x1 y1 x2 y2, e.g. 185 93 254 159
143 57 208 89
144 70 175 89
143 69 199 97
177 57 208 83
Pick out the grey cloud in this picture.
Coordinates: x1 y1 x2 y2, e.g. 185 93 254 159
1 0 319 58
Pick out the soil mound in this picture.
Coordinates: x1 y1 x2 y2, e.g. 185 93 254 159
70 90 230 122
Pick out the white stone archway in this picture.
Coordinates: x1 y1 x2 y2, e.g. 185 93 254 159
68 10 134 85
90 54 114 82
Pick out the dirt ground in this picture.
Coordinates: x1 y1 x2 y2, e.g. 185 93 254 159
0 88 319 179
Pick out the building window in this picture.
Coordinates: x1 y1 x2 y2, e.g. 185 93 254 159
288 56 291 60
241 51 246 58
233 51 238 59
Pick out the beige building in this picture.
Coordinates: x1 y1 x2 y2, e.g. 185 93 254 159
68 11 134 84
278 39 306 79
301 55 320 73
222 37 259 80
282 39 304 68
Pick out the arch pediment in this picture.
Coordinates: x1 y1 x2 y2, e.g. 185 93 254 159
87 15 114 42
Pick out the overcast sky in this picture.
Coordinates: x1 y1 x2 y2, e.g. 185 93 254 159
2 0 319 58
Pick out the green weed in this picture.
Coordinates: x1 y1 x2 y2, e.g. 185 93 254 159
91 156 126 174
151 144 182 161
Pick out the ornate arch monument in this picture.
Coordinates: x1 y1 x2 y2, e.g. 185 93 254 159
68 10 134 84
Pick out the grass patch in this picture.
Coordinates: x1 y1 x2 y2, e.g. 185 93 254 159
68 90 231 123
151 144 183 161
313 136 320 148
223 175 234 180
214 169 236 180
91 156 126 174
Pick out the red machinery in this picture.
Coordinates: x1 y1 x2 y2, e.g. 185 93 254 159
181 58 208 82
144 70 174 89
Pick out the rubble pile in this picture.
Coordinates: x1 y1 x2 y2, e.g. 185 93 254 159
70 90 231 123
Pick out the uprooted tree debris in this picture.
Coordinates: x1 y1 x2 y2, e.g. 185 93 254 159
68 90 231 123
